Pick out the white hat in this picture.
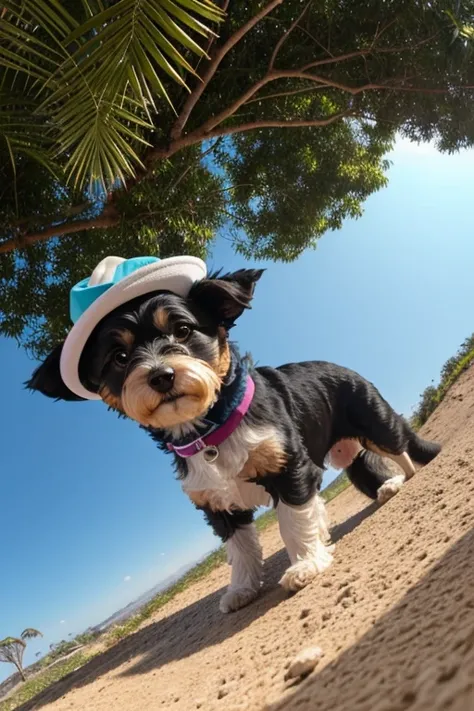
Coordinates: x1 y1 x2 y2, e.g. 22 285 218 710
60 255 207 400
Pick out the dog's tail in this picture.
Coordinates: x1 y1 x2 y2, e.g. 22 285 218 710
345 451 393 500
406 431 441 465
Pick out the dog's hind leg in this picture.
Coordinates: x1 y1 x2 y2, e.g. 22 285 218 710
346 449 408 504
277 493 334 593
347 382 441 503
346 450 395 500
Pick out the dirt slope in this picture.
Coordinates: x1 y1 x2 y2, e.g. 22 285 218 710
19 366 474 711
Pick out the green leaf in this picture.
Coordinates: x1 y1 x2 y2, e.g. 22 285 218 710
171 0 224 26
159 0 217 36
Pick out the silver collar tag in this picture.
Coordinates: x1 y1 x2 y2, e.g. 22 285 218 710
203 446 219 463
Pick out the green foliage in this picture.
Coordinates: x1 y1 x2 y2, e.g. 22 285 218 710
34 630 99 672
225 123 391 260
1 1 474 356
73 631 98 647
255 508 277 530
411 333 474 430
0 145 225 357
323 471 350 502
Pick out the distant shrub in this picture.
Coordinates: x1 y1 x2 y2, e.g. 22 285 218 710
74 631 98 646
411 333 474 429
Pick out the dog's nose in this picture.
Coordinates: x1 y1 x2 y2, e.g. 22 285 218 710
148 366 175 393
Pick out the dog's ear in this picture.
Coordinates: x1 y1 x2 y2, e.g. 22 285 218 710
26 343 85 402
190 269 264 326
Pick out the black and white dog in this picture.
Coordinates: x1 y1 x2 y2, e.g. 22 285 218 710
28 266 441 613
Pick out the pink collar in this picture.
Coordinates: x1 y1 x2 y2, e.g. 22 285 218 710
166 376 255 459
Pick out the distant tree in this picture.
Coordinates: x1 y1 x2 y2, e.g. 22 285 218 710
440 355 460 383
413 385 439 427
411 330 474 429
0 628 42 681
1 1 474 357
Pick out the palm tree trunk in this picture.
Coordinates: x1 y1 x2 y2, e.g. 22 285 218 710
15 662 26 682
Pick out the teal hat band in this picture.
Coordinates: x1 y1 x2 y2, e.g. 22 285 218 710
70 256 160 323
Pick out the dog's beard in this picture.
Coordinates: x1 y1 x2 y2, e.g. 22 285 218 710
121 354 221 428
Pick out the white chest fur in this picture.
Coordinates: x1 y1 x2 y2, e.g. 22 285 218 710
181 422 281 511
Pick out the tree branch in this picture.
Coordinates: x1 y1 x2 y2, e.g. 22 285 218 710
198 76 272 134
300 35 439 74
195 0 231 71
172 0 231 120
269 70 466 96
167 137 224 193
298 24 335 58
244 85 326 105
0 213 119 255
199 111 351 141
186 31 442 138
275 70 389 94
301 50 372 72
10 202 93 229
170 0 284 140
268 2 311 70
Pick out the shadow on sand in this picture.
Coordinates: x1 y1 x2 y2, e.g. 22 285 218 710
16 502 378 710
267 526 474 711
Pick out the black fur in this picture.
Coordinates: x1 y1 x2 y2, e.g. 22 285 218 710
189 268 264 328
27 266 442 546
346 451 394 500
200 508 255 542
407 432 442 464
232 361 440 510
27 344 84 401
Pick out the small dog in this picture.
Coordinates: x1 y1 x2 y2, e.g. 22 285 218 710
28 265 441 613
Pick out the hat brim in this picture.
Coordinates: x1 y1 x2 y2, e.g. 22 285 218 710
60 256 207 400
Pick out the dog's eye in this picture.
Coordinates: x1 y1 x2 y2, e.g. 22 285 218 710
174 323 192 342
113 350 129 367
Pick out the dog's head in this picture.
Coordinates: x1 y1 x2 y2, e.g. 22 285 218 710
27 269 263 430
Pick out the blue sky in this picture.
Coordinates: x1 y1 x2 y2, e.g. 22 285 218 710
2 137 474 677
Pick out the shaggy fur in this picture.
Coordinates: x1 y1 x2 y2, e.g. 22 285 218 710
27 267 442 612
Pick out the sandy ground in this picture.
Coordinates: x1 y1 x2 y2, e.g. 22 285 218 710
18 366 474 711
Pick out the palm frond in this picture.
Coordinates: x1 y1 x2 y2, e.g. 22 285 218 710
53 90 153 189
0 637 25 648
52 0 225 189
20 628 43 640
0 0 225 190
66 0 222 105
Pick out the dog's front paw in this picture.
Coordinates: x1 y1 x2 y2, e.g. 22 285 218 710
279 546 334 593
219 586 260 613
377 474 405 504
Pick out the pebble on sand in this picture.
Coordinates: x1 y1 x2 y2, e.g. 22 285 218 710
285 646 323 680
